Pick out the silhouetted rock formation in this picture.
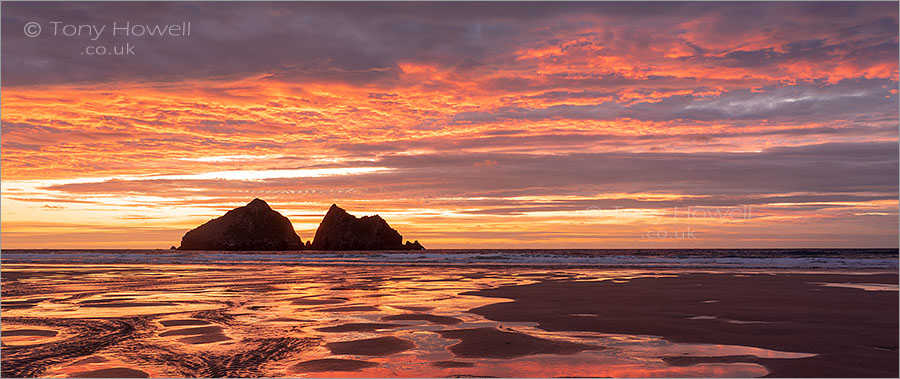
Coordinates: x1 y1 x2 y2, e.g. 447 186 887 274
178 199 303 251
310 204 425 250
176 200 424 251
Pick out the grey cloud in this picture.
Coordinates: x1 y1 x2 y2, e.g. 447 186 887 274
45 141 898 203
3 2 896 86
322 123 898 159
458 193 899 216
0 122 136 149
452 78 898 123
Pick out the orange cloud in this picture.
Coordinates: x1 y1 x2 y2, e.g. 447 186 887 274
1 2 897 248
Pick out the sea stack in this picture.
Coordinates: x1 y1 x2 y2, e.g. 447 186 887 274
310 204 425 250
178 198 304 251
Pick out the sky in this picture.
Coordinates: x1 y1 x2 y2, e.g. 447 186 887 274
1 1 897 249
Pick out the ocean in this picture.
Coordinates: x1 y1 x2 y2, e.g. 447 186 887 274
2 248 896 270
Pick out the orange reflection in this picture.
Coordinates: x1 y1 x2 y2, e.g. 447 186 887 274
2 264 816 377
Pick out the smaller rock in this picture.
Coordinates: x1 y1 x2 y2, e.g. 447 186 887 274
405 240 425 250
310 204 424 250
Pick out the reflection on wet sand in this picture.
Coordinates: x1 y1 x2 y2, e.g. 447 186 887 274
437 327 603 359
68 367 149 378
316 323 407 333
326 336 415 356
381 314 462 325
2 264 892 377
290 358 378 373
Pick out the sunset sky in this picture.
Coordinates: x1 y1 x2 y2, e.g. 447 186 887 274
1 1 898 249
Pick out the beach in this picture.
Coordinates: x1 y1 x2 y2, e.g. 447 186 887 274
467 272 899 377
1 251 897 378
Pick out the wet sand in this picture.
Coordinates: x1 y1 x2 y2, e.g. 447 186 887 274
289 358 378 373
381 313 462 325
1 264 897 378
465 272 899 377
325 336 415 356
432 360 476 368
3 329 58 337
67 367 149 378
158 320 210 327
437 327 603 359
158 326 223 337
158 325 231 345
315 305 380 312
291 298 347 306
316 323 406 333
